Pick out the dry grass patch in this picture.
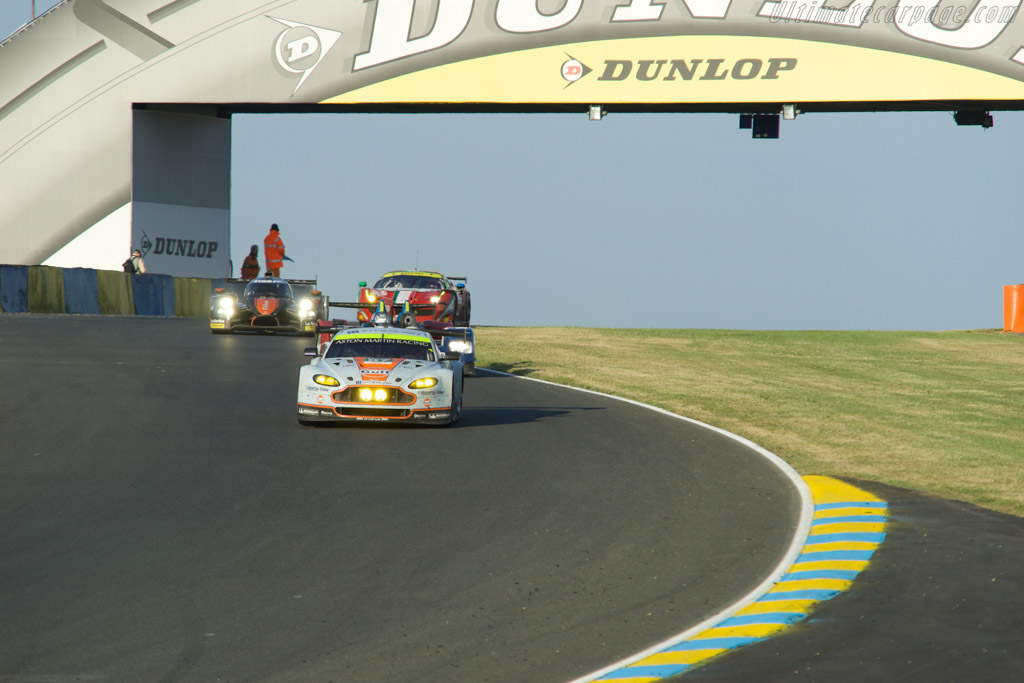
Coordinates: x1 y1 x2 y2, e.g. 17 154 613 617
476 328 1024 516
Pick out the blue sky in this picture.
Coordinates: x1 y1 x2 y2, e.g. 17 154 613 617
6 2 1023 329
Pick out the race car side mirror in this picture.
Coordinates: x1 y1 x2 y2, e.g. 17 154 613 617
304 347 318 356
440 351 461 361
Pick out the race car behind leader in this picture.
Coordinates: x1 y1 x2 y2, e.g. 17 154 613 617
210 276 327 335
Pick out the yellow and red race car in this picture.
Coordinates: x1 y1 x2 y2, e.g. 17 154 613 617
356 271 470 326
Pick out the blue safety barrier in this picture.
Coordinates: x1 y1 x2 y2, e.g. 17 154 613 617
157 274 176 315
131 273 166 316
0 265 29 313
62 268 101 315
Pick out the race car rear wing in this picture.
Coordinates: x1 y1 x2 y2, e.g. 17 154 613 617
328 301 374 310
328 301 437 311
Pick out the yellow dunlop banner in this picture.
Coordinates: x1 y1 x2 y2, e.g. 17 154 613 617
96 271 134 316
27 266 65 314
327 35 1024 105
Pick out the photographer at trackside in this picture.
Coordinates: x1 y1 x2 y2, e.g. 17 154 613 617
122 248 146 274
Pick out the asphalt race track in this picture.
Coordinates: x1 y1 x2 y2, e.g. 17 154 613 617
2 316 1022 683
0 315 802 683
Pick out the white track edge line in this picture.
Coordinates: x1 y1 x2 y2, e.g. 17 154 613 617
473 368 815 683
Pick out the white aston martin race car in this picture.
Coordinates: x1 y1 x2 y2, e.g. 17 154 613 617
296 322 464 426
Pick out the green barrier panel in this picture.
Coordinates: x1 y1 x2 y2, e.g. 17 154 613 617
175 278 211 318
96 270 135 315
27 266 66 314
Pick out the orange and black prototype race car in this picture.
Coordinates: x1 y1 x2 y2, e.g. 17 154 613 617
209 277 327 335
356 271 470 327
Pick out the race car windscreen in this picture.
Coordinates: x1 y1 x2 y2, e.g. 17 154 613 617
245 281 293 298
373 275 444 290
326 336 435 361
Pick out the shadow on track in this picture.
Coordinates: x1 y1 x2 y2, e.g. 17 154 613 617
460 405 604 427
296 406 604 428
475 363 538 377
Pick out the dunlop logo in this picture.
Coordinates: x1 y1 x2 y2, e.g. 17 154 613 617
597 58 798 82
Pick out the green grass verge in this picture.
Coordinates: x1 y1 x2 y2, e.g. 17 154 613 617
476 328 1024 517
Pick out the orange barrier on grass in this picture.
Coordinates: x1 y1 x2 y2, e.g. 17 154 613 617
1003 285 1024 333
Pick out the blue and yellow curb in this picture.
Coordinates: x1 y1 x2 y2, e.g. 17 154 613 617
586 475 888 682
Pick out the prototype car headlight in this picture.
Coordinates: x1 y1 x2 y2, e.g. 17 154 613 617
409 377 438 389
300 298 314 311
313 374 340 387
217 296 234 314
447 340 472 354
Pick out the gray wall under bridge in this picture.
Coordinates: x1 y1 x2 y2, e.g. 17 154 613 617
132 106 231 278
6 0 1024 275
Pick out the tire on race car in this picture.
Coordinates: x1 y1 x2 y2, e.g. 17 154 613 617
443 372 464 426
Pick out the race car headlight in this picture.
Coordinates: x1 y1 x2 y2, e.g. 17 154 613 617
365 292 377 303
299 298 314 311
217 296 234 312
358 387 389 402
313 374 340 387
409 377 438 389
447 340 472 354
430 295 441 303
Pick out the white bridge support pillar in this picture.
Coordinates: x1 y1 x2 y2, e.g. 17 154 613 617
131 106 232 278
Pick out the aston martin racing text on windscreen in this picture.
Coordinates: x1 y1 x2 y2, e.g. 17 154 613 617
326 336 435 361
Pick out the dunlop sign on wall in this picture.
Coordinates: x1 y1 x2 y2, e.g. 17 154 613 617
269 0 1024 105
